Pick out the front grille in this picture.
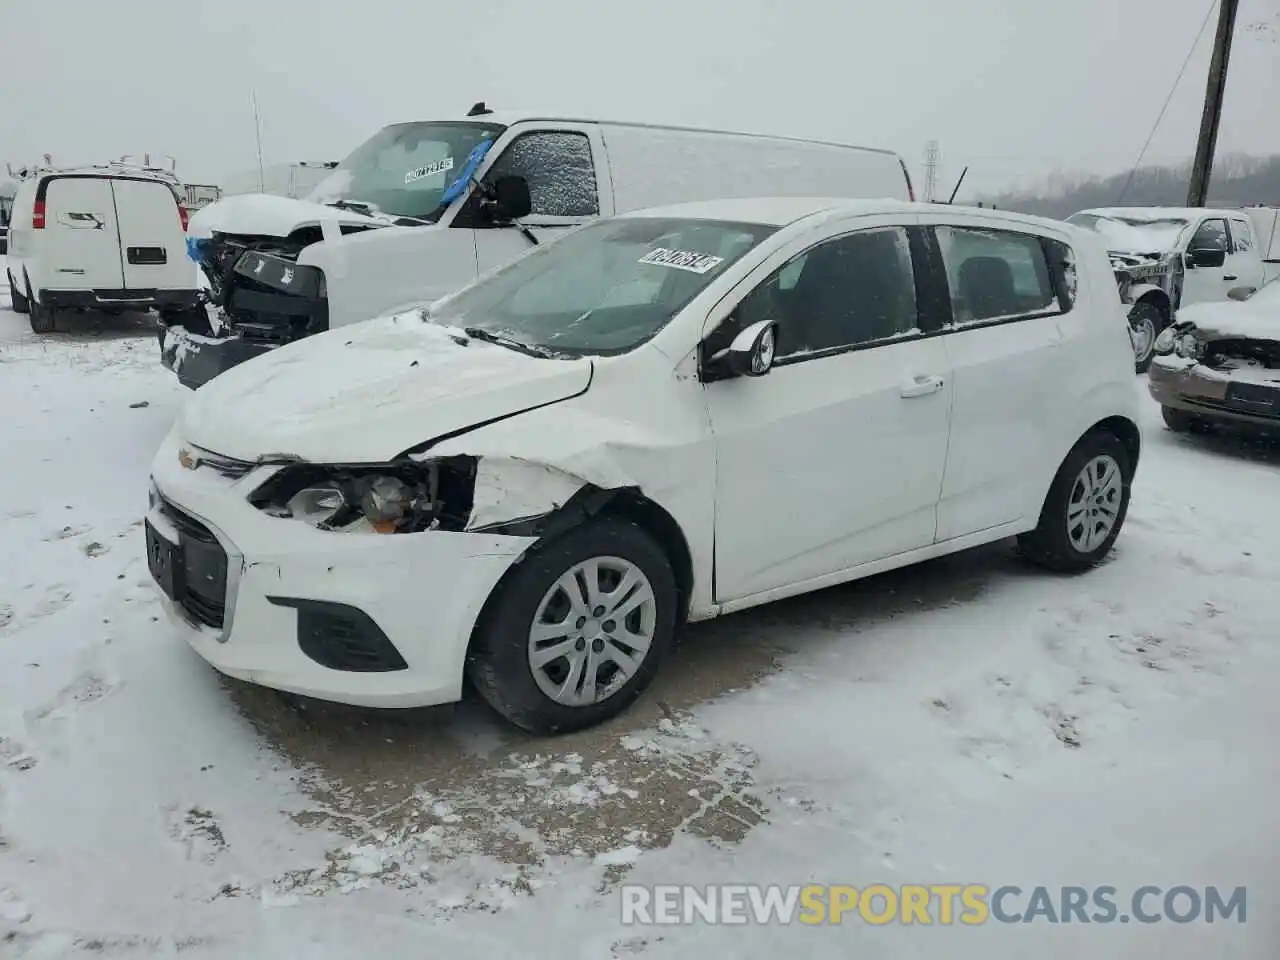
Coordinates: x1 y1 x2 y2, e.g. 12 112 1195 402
158 496 229 629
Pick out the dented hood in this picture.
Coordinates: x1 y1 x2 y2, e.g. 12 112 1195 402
178 314 593 463
1179 298 1280 343
187 193 388 240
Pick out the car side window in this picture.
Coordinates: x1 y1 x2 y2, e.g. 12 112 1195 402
936 226 1060 325
483 131 599 218
728 227 919 361
1229 220 1253 253
1190 218 1228 252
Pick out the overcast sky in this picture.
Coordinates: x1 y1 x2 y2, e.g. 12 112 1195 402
2 0 1277 200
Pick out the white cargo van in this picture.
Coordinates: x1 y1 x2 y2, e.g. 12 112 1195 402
164 103 915 388
5 165 202 334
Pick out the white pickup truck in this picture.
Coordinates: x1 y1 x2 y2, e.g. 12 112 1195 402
1066 206 1280 372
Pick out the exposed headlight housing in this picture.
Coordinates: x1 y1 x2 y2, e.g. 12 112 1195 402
1153 327 1178 356
1175 333 1205 360
248 458 476 533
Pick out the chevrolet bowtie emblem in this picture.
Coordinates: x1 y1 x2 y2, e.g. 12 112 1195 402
178 448 199 470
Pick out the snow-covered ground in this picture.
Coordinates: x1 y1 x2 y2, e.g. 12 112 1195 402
1 258 1277 958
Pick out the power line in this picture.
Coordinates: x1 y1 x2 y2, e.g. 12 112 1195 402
1117 0 1218 203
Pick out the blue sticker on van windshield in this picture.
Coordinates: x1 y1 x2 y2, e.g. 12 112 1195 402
440 139 495 204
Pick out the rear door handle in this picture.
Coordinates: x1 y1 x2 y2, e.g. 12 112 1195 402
1223 275 1238 281
900 374 945 398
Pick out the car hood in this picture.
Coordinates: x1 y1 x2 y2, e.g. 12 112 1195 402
1178 299 1280 343
187 193 389 240
177 314 594 463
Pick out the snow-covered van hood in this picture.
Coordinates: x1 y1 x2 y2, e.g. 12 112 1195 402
187 193 389 240
177 313 593 463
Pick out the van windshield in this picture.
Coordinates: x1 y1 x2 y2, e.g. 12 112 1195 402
1066 213 1189 253
306 121 506 222
427 216 777 357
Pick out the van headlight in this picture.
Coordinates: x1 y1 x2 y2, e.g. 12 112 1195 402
247 458 476 533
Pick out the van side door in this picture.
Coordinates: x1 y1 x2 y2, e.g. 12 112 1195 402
460 123 615 276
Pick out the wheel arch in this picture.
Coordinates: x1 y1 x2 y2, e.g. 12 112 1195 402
1088 415 1141 474
1129 286 1172 325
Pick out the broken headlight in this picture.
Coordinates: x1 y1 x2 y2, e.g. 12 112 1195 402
247 458 476 533
1175 333 1205 361
1153 327 1178 356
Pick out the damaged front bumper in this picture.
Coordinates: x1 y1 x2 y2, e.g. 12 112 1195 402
160 326 280 390
146 429 538 708
1148 355 1280 431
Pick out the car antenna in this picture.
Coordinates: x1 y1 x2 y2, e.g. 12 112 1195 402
946 166 969 204
467 101 493 117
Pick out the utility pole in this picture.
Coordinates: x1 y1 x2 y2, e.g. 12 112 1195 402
923 140 940 203
1187 0 1239 207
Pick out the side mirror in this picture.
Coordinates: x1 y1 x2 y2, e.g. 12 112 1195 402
724 320 778 378
1186 247 1226 269
487 174 532 221
1227 285 1256 302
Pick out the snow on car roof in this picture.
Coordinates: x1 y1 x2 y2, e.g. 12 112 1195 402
1076 206 1238 222
619 196 1080 230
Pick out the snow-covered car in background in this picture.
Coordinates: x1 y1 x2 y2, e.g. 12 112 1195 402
1066 207 1268 373
145 198 1139 734
161 103 916 389
1148 277 1280 436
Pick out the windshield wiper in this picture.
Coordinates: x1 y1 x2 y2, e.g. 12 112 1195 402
325 200 431 226
462 326 559 359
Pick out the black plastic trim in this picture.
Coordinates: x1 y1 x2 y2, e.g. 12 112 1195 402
267 597 409 673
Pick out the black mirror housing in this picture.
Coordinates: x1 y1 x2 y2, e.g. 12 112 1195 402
489 175 532 221
1186 247 1226 269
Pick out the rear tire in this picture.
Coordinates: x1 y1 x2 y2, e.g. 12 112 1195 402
467 517 678 735
28 296 55 334
158 304 212 336
7 273 30 314
1018 430 1132 573
1129 301 1163 374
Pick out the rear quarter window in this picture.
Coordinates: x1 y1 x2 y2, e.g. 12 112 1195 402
936 225 1069 326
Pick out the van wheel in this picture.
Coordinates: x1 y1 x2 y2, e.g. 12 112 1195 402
467 517 677 735
1018 431 1132 573
159 305 212 336
28 297 56 334
7 273 30 314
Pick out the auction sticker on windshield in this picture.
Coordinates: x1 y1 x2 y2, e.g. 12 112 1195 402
638 248 725 274
405 157 455 184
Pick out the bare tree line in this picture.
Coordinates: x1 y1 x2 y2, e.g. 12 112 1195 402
981 153 1280 220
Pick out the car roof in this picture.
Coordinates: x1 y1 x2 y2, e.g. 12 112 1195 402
1075 206 1242 221
617 196 1076 231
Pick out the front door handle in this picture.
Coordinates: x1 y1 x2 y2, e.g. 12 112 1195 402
900 374 945 398
1223 275 1238 281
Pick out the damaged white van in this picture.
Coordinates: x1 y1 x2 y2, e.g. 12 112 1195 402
146 197 1139 734
162 103 915 388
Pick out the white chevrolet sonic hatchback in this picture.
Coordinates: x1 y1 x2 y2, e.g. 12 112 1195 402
147 198 1140 734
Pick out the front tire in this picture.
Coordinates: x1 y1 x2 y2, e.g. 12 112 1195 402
1128 301 1163 374
467 517 678 735
1161 405 1195 433
1018 431 1132 573
7 273 30 314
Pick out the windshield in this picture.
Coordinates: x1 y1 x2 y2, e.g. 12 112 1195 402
428 216 778 357
305 121 506 221
1067 212 1190 253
